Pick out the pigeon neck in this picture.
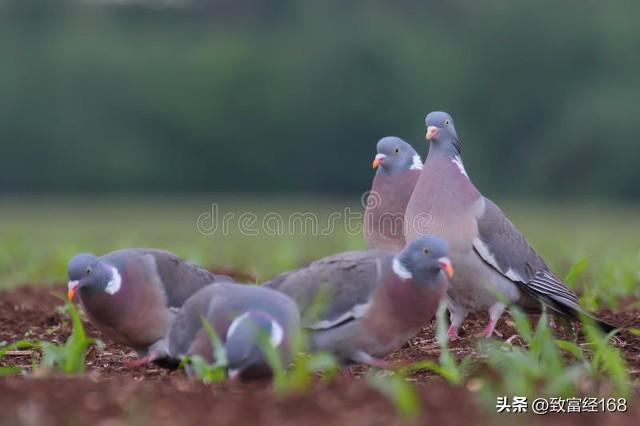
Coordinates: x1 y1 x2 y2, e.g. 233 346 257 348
380 273 444 325
426 139 469 180
428 138 461 159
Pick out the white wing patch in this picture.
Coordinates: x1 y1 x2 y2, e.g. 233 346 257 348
308 302 370 330
472 238 525 283
504 268 524 282
410 154 423 170
392 257 413 280
451 155 468 177
105 266 122 295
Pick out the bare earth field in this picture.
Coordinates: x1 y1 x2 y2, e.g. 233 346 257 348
0 285 638 426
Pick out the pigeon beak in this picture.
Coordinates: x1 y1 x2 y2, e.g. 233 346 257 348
438 257 454 278
67 280 80 301
372 153 386 168
426 126 438 141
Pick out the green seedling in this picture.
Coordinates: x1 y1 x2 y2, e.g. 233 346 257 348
564 256 590 287
0 302 101 375
40 303 102 373
366 302 472 418
580 317 629 398
473 305 631 411
181 317 228 384
257 286 341 396
397 301 471 385
259 323 340 396
366 371 422 419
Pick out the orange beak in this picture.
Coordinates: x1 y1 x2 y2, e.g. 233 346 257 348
67 281 79 301
438 257 454 278
372 153 386 169
426 126 438 140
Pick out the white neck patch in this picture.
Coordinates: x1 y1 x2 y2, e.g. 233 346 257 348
105 266 122 295
392 257 413 280
269 320 284 347
410 154 423 170
226 312 284 348
226 312 249 340
451 155 468 177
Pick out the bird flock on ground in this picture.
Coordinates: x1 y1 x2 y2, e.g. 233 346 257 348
66 111 615 380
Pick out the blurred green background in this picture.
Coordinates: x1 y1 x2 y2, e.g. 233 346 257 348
1 0 639 197
0 0 639 305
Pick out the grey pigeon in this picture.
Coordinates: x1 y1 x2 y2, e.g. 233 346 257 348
66 248 232 364
364 136 423 251
264 236 452 366
155 282 300 380
404 111 615 339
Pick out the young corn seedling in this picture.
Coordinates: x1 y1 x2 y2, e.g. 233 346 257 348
258 287 341 396
0 302 101 375
365 302 472 419
181 317 228 384
473 306 631 410
396 301 471 384
366 370 422 419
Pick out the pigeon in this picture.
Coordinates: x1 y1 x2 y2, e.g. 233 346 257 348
364 136 423 251
404 111 615 339
66 248 232 364
154 282 300 380
263 236 452 367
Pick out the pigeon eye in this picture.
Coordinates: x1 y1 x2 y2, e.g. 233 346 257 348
85 267 92 275
444 119 450 126
423 248 429 255
394 148 399 154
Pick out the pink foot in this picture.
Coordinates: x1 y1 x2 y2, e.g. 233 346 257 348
480 320 496 338
340 366 355 378
123 353 155 369
447 325 460 341
368 358 390 369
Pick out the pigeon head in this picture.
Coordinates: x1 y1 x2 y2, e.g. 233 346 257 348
372 137 422 174
225 311 284 380
393 236 454 284
67 253 117 301
424 111 462 156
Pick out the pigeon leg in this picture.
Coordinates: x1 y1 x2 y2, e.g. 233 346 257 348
124 353 156 369
481 302 505 337
447 303 466 341
351 351 390 369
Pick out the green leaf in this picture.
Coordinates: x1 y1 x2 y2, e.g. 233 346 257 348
366 373 421 418
565 257 590 286
554 340 585 361
187 355 226 384
257 332 287 396
0 366 21 376
200 317 228 368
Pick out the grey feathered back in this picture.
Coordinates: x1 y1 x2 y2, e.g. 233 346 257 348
263 250 392 327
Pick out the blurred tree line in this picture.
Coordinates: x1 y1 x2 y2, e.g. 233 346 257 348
0 0 638 199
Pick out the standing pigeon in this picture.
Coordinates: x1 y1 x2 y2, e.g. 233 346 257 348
66 248 232 364
364 136 423 251
404 111 615 339
264 236 452 366
154 282 300 380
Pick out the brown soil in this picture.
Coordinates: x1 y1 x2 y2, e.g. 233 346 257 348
0 285 638 426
